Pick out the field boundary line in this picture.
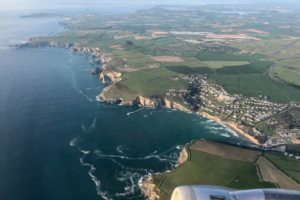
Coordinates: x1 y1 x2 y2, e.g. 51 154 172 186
225 177 240 188
255 156 280 188
263 153 300 185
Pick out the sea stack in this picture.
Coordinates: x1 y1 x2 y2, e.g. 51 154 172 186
90 59 95 64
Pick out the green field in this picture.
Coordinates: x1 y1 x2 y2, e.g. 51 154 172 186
251 61 276 72
196 52 267 62
286 144 300 154
165 65 215 75
268 58 300 87
216 64 263 74
158 144 275 197
121 67 190 95
208 74 300 102
257 121 277 136
263 152 300 184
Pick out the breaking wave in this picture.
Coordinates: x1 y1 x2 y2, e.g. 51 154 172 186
127 108 144 116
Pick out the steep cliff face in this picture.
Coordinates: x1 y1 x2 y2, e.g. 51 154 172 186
136 95 165 107
177 146 188 165
99 64 122 82
141 176 160 200
91 67 101 75
9 41 73 48
164 99 191 112
141 146 190 200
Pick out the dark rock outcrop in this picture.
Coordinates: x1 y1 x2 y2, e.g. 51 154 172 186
91 67 101 75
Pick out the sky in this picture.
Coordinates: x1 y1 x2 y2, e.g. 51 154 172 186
0 0 250 11
0 0 298 11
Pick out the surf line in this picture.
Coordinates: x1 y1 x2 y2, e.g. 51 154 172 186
127 108 144 116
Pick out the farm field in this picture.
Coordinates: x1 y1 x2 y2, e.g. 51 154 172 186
216 64 263 74
268 58 300 87
256 156 300 190
263 152 300 184
164 65 215 75
207 74 300 102
157 141 276 197
229 39 294 55
251 61 276 72
189 140 262 162
121 67 190 96
196 52 266 62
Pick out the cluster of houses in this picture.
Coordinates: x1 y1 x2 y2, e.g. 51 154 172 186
166 75 300 146
169 75 289 125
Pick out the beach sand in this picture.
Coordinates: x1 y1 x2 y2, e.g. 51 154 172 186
200 112 260 145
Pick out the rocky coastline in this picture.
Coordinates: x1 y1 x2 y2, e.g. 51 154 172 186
10 37 260 145
10 38 261 200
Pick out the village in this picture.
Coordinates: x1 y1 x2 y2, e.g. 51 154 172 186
167 75 300 149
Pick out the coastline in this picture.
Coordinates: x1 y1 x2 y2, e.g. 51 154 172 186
199 112 260 145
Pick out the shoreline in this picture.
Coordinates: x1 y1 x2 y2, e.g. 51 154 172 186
199 112 260 145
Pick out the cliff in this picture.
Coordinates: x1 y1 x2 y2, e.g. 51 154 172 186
177 146 188 165
9 40 73 48
141 146 190 200
91 67 101 75
98 83 191 113
141 176 161 200
99 64 122 82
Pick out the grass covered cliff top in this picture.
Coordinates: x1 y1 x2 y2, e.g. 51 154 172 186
19 4 300 101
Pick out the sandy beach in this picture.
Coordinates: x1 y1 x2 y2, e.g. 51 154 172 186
200 112 260 145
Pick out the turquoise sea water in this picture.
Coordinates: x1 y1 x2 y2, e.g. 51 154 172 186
0 10 248 200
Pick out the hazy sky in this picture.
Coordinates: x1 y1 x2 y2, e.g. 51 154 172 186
0 0 297 11
0 0 247 11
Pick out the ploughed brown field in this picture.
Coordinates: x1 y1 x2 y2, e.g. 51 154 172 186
189 140 262 162
150 56 184 62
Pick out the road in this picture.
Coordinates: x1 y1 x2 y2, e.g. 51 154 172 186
265 39 300 60
255 104 293 130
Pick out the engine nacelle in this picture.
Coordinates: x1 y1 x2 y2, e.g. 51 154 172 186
171 185 300 200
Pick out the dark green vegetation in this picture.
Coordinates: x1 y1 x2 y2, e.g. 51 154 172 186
208 74 300 102
263 152 300 184
195 52 266 62
286 144 300 154
164 65 214 75
259 108 300 138
251 61 276 72
18 3 300 103
257 121 277 136
216 64 262 74
121 67 190 96
156 141 277 198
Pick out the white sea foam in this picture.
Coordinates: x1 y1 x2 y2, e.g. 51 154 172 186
221 133 231 137
127 108 144 116
207 126 224 130
69 137 78 146
78 89 93 102
79 150 112 200
116 145 129 155
95 145 182 163
91 117 97 128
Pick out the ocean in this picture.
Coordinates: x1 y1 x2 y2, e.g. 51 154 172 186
0 7 248 200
